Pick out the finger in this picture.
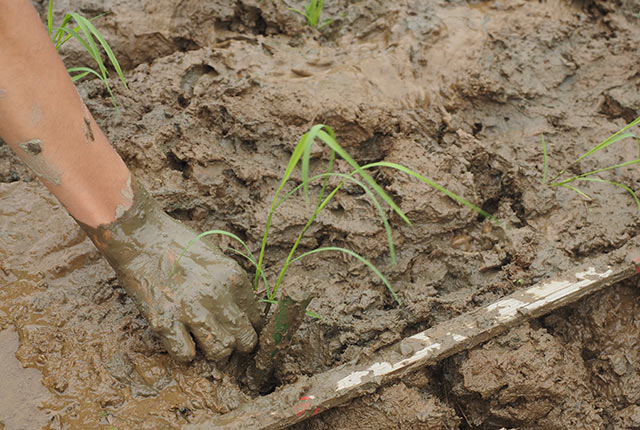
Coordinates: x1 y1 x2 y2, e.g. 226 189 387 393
228 270 264 331
188 312 235 362
156 320 196 363
211 300 258 354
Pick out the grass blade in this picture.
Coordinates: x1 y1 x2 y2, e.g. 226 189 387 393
69 12 128 88
288 7 307 17
292 246 400 304
53 14 74 48
317 18 334 30
305 310 322 319
577 122 640 162
361 161 504 226
254 124 410 290
47 0 54 36
552 158 640 187
574 177 640 211
551 116 640 182
274 172 396 264
314 129 411 225
224 247 272 297
67 13 107 78
252 126 321 288
66 66 117 105
301 130 313 205
557 183 592 200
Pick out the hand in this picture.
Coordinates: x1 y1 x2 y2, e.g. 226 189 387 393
80 180 263 362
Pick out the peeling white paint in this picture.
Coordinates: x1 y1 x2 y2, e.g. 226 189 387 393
487 298 526 322
336 370 369 391
524 267 613 313
335 266 615 393
369 362 394 376
400 342 442 366
336 342 443 391
409 332 430 342
575 267 612 280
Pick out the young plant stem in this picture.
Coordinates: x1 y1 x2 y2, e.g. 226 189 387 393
247 287 315 392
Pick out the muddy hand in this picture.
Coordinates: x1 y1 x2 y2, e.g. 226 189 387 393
78 179 263 362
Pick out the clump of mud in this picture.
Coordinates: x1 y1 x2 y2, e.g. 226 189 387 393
2 0 640 428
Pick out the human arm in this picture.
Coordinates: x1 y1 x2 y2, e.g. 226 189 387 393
0 0 262 362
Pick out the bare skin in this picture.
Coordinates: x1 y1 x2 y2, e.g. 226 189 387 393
0 0 261 362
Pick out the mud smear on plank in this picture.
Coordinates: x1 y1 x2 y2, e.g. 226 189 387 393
17 139 62 185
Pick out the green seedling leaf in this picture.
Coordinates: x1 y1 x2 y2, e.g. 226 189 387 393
314 129 411 225
271 160 407 299
69 12 128 89
305 310 322 319
252 126 319 288
169 230 269 288
65 14 107 78
274 172 396 264
287 0 334 29
551 116 640 182
317 18 334 30
224 247 272 296
574 177 640 211
361 161 505 227
557 183 592 201
47 0 54 36
301 130 314 205
67 66 117 104
288 7 307 17
292 246 400 304
552 158 640 187
254 124 410 291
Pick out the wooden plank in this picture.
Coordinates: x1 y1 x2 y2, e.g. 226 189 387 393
185 242 640 430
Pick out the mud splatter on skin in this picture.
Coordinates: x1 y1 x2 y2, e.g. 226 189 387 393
114 174 133 219
19 139 42 155
17 139 61 185
0 88 6 98
82 104 95 143
83 117 94 142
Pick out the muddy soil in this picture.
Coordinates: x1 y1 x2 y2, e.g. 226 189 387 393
2 0 640 428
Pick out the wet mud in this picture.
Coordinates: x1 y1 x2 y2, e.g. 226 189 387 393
2 0 640 428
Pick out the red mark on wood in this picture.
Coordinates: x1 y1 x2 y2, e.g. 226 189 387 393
294 396 315 416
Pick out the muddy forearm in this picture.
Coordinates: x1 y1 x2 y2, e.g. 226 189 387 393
0 0 131 228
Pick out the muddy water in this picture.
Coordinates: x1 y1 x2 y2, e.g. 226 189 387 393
0 329 51 429
2 0 640 428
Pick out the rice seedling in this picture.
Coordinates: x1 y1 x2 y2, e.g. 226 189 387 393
172 124 497 307
170 124 499 387
287 0 334 30
46 0 127 108
542 115 640 210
